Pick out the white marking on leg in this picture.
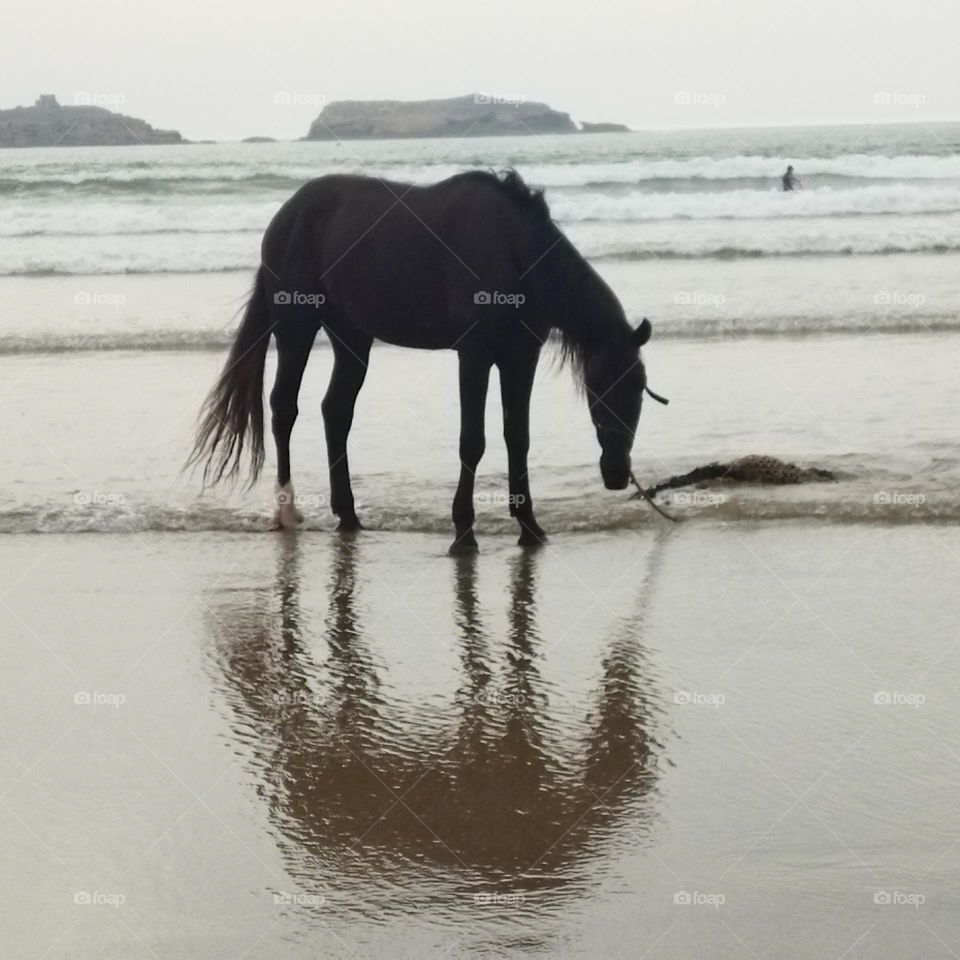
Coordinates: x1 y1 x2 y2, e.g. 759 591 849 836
274 480 304 529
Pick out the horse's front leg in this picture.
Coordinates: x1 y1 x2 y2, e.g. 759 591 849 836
499 352 547 547
321 332 372 532
450 351 491 555
270 322 318 529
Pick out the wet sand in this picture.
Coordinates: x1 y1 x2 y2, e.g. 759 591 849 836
3 524 959 958
4 331 960 535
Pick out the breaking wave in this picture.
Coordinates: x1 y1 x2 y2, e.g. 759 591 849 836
4 312 960 356
2 485 955 534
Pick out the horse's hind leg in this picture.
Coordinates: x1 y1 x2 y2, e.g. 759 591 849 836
450 351 491 555
322 331 372 532
499 351 547 547
271 323 317 529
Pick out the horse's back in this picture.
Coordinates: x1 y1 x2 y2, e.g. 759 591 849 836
262 173 548 351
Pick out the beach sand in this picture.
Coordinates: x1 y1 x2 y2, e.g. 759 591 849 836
3 524 959 958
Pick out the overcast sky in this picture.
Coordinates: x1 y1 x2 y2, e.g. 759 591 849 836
2 0 957 141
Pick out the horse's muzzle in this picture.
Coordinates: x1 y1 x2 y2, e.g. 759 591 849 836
600 454 631 490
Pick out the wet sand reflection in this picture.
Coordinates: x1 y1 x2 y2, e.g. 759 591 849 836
207 535 662 908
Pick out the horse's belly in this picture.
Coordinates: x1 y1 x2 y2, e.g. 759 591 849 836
366 314 466 350
332 292 475 350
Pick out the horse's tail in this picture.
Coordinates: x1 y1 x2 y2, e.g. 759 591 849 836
187 267 272 485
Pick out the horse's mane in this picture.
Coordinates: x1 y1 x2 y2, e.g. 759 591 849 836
499 172 595 381
492 168 553 222
443 168 553 223
445 169 602 386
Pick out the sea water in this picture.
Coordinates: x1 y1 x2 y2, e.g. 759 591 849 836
1 124 959 529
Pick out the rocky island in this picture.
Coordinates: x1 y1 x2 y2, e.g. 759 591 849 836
304 94 628 140
0 95 184 148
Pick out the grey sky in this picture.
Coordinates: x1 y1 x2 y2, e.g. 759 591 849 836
2 0 957 140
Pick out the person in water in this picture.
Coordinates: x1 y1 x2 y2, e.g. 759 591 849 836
782 165 802 191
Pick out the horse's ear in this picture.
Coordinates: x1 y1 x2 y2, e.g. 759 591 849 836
632 318 652 348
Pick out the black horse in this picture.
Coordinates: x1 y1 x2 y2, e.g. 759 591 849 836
189 170 654 553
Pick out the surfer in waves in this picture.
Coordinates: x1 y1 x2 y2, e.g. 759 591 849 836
782 164 802 191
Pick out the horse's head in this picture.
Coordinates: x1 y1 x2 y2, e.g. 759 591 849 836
585 319 652 490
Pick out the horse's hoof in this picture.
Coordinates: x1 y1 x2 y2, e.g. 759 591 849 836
518 528 547 548
336 517 363 534
273 482 304 530
449 535 479 556
272 506 304 530
518 536 547 549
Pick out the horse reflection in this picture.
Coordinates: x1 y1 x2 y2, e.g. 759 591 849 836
208 536 660 887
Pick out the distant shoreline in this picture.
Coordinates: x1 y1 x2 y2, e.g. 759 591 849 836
0 93 957 148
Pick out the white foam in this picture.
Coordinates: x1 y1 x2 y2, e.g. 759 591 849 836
3 482 959 534
5 152 960 196
521 154 960 186
551 183 960 222
8 182 960 245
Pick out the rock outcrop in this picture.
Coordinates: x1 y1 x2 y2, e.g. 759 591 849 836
580 121 630 133
0 95 184 147
305 94 580 140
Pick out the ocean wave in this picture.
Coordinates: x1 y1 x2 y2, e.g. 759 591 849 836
8 182 960 241
0 172 311 195
4 313 959 356
526 154 960 187
551 184 960 222
2 487 956 534
591 240 960 262
4 223 960 276
0 330 237 354
0 264 256 277
0 201 277 239
648 314 960 339
2 242 957 277
5 153 960 197
0 220 259 275
0 226 264 240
